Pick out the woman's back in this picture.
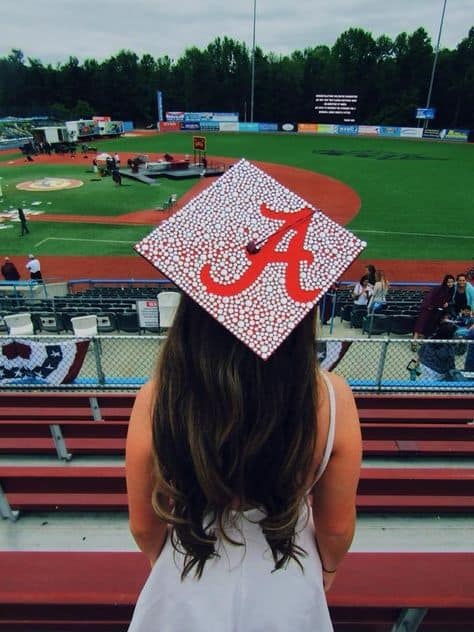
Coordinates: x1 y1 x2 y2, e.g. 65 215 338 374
127 370 360 632
126 159 364 630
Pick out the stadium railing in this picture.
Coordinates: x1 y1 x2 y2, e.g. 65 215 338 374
0 334 471 393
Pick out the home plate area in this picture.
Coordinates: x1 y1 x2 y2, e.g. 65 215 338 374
16 177 84 191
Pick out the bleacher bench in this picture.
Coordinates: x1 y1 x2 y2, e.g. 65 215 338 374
0 392 473 460
1 465 473 521
0 551 472 631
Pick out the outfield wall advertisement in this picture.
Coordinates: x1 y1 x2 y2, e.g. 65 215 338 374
154 118 470 143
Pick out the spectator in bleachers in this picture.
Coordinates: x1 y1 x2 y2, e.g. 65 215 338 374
361 264 376 286
417 321 457 381
25 254 42 281
1 257 20 281
454 305 474 338
352 277 373 306
451 273 474 316
412 274 455 344
367 270 389 314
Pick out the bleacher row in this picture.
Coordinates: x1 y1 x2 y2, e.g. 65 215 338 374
1 285 427 336
0 391 473 631
334 287 426 335
0 289 178 334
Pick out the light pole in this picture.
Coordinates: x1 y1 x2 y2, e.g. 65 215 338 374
425 0 448 117
250 0 257 123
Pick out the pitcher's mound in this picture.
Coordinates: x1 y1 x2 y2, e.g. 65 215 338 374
17 177 84 191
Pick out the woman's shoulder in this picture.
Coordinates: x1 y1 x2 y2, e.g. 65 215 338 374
318 371 357 423
130 379 157 424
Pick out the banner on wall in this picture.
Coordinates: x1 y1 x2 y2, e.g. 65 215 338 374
166 112 186 121
239 123 259 132
184 112 238 122
200 120 220 131
336 124 359 135
298 123 318 133
159 121 181 132
358 125 379 136
180 121 201 131
278 122 297 132
317 124 336 135
0 339 89 385
400 127 423 138
259 123 278 132
444 129 469 142
378 126 401 137
422 128 442 140
220 122 239 132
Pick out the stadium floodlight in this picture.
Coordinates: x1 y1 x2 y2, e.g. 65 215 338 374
250 0 257 123
425 0 448 121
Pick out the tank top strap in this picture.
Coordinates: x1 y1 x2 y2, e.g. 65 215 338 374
311 371 337 486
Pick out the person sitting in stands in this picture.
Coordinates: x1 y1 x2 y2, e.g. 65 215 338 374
454 305 474 338
417 321 457 381
450 273 474 316
360 264 376 287
352 277 373 307
412 274 455 343
1 257 20 281
367 270 389 314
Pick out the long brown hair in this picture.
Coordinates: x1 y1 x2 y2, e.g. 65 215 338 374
151 295 318 579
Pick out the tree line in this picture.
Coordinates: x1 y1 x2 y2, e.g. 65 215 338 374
0 26 473 128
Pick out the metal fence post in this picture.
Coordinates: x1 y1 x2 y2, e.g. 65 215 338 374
92 337 105 385
375 339 390 392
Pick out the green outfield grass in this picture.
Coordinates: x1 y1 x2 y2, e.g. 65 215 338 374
1 133 473 259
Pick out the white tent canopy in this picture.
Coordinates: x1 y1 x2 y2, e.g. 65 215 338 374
96 153 112 162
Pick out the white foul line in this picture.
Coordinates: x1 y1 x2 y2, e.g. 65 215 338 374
34 237 137 248
355 229 474 240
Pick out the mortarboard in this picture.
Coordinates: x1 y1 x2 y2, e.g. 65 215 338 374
136 159 365 359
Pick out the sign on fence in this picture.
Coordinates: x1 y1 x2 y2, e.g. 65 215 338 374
136 300 159 329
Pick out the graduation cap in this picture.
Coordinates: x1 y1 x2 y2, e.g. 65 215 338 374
136 159 365 359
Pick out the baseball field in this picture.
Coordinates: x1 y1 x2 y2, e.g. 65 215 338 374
0 131 472 281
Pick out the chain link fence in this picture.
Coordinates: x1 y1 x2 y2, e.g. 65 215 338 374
0 334 472 392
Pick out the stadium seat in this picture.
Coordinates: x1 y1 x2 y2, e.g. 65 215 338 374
96 313 117 333
363 314 392 336
340 303 354 322
390 314 417 336
350 307 366 329
158 291 180 330
116 312 140 333
37 312 64 333
71 315 98 337
3 313 34 336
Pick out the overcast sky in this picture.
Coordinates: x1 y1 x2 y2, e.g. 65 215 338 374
2 0 473 64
